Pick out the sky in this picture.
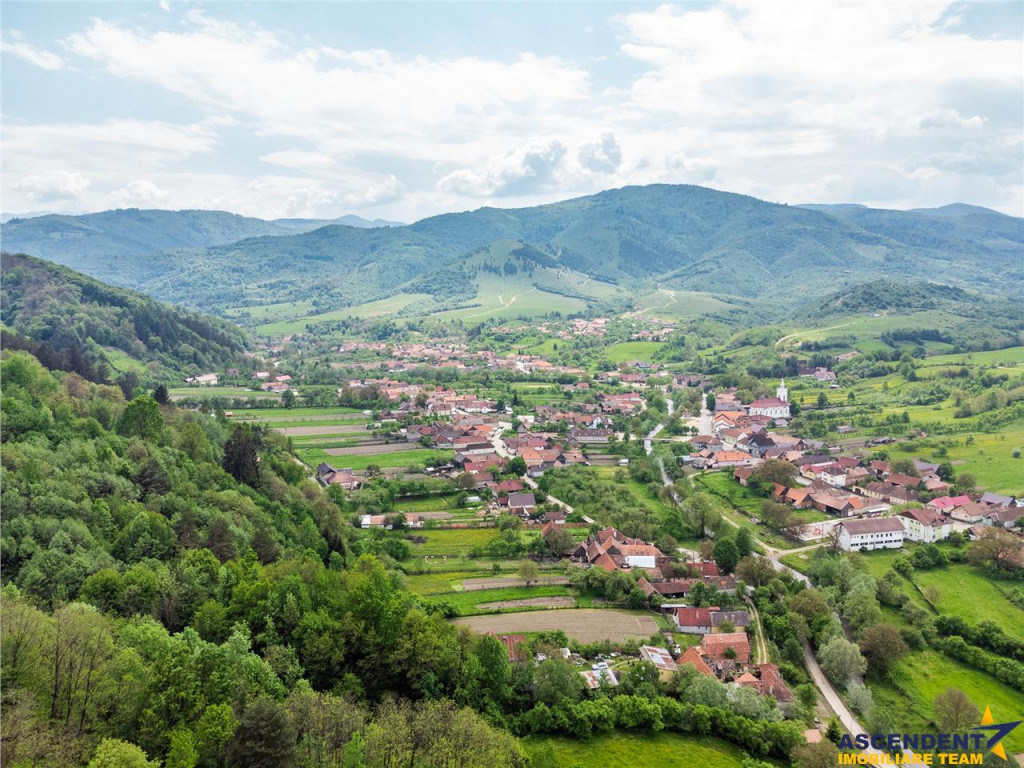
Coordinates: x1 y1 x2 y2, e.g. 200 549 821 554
2 1 1022 222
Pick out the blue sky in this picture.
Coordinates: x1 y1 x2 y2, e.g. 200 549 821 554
2 1 1022 221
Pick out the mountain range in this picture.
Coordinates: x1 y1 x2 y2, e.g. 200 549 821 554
3 185 1021 324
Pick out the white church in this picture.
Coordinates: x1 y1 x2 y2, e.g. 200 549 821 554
748 379 791 419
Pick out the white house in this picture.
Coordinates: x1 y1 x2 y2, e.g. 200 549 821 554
897 508 950 543
837 518 905 551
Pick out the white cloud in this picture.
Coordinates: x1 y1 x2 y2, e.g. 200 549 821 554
3 3 1020 219
1 30 66 70
63 16 591 154
115 179 170 205
259 150 338 174
579 133 622 173
15 171 91 202
437 139 568 197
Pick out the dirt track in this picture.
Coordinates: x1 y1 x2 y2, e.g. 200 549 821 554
452 609 660 642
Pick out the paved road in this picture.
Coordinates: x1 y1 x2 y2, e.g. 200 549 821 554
802 643 892 759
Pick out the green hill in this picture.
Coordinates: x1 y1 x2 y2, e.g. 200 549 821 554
4 186 1021 322
0 252 248 381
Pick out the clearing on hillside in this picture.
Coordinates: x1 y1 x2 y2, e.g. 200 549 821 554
452 608 660 643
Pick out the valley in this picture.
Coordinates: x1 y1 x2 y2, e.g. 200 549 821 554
2 186 1022 768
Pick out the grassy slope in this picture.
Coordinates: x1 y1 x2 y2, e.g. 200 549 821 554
254 293 434 335
633 289 737 319
871 649 1024 755
524 732 750 768
860 548 1024 642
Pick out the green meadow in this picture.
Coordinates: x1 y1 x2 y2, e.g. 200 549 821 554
525 732 750 768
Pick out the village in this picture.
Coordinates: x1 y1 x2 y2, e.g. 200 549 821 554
169 330 1024 757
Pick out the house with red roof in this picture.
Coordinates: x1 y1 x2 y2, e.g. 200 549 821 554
700 632 751 664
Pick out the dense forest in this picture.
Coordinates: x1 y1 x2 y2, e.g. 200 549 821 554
0 253 248 380
0 349 811 767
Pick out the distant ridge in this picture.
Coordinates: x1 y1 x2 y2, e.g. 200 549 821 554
3 185 1021 318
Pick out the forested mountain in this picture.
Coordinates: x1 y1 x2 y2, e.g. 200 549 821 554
0 209 397 289
4 186 1021 318
0 253 247 381
0 351 521 766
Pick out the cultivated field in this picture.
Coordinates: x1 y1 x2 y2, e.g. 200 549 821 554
273 424 370 436
453 608 660 642
324 442 427 456
476 596 576 611
461 575 569 591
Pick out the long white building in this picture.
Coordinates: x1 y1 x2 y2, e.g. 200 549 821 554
837 518 905 551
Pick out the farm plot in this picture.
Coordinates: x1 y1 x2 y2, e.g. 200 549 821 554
233 407 364 423
274 424 371 437
461 575 569 591
325 442 427 456
453 608 660 643
476 596 575 611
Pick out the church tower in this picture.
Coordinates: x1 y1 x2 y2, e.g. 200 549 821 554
777 378 788 402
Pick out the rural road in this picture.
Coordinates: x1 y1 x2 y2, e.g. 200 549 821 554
645 405 884 758
491 427 574 513
802 643 894 759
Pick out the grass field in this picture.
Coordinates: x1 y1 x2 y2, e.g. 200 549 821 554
915 426 1024 495
101 346 148 375
392 494 467 513
920 346 1024 370
409 528 500 556
604 341 664 364
776 311 963 352
169 386 280 401
870 649 1024 755
593 468 677 521
693 472 828 549
524 732 749 768
224 298 317 323
632 289 738 319
438 585 573 615
405 571 488 594
431 273 589 322
232 407 365 423
912 566 1024 641
859 549 1024 641
254 293 434 335
296 447 452 470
